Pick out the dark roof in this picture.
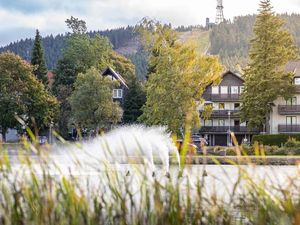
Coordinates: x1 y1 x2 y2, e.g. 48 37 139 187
286 60 300 77
222 70 244 81
204 70 244 88
102 67 129 89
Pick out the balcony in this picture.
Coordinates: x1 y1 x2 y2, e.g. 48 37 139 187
202 94 241 102
278 125 300 133
278 105 300 115
200 126 259 134
200 110 240 118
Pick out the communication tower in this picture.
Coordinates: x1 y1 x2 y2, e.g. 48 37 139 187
216 0 225 24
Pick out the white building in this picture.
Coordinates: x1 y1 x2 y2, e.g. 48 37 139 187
268 61 300 134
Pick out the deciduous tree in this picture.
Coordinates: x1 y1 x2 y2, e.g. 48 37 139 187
52 17 113 137
69 68 123 130
0 52 58 139
138 20 223 133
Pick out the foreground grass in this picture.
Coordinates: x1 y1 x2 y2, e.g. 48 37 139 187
0 141 299 225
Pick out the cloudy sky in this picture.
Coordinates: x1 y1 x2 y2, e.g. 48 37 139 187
0 0 300 46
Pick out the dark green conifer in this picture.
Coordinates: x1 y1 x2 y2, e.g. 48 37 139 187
241 0 298 129
31 29 48 85
123 77 146 123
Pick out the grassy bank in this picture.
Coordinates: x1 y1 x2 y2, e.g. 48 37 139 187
0 142 299 224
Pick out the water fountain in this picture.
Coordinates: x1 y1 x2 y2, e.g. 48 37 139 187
51 125 181 177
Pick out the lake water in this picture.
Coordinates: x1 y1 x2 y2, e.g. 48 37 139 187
8 152 300 199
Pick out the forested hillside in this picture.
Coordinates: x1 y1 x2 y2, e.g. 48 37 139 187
1 14 300 79
210 14 300 70
0 26 137 70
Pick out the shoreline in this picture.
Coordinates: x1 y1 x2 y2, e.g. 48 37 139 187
1 148 300 166
170 155 300 166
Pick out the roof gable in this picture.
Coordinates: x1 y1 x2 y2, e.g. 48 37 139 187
286 60 300 77
221 70 244 81
102 67 129 89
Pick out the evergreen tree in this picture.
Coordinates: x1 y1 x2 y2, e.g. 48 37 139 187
123 77 146 123
241 0 298 129
31 29 48 85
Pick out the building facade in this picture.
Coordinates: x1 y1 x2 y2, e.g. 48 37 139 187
268 61 300 134
198 71 259 146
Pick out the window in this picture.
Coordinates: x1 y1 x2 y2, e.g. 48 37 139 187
205 120 213 127
295 78 300 85
240 86 244 93
204 103 213 107
286 116 297 125
286 97 297 106
220 86 228 94
234 103 240 110
234 120 240 127
219 103 225 110
113 89 123 99
212 86 219 94
231 86 239 94
218 119 225 126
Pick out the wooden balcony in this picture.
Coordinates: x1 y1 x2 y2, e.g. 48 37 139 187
278 105 300 115
202 94 241 102
199 126 259 134
278 125 300 133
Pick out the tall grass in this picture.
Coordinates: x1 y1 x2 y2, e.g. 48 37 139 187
0 134 299 225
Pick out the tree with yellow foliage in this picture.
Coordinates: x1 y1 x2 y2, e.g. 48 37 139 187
138 19 223 133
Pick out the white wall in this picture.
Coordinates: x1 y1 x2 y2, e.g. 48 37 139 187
269 95 300 134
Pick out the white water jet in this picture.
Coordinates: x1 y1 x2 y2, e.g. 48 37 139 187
51 125 181 176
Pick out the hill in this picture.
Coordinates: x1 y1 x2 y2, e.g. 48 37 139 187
0 26 137 70
179 29 210 54
1 14 300 79
0 26 209 80
210 14 300 70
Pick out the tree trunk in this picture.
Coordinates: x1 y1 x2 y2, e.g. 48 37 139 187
1 129 6 142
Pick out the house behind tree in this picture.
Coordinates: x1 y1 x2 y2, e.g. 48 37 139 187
102 66 128 106
198 71 259 146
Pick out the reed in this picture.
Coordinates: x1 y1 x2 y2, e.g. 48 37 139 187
0 136 299 225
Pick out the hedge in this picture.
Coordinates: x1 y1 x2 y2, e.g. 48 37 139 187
252 134 300 146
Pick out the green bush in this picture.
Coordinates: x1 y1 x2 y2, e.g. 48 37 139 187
263 145 280 155
272 148 288 156
284 138 300 148
252 134 300 146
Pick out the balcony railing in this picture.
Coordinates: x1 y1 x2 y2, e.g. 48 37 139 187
278 125 300 133
278 105 300 115
202 94 241 101
200 126 259 133
200 110 240 118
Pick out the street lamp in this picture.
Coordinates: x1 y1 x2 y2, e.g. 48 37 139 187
227 111 231 146
49 121 54 145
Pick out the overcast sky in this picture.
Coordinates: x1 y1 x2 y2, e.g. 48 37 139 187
0 0 300 46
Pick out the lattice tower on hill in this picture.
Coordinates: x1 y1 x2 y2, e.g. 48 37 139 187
216 0 225 24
